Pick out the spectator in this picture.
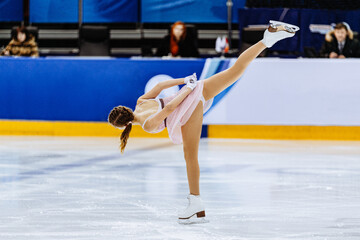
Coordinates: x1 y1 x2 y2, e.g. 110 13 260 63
1 26 39 57
320 22 360 58
156 21 199 58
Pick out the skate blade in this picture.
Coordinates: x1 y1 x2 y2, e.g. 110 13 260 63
178 216 209 225
269 20 300 33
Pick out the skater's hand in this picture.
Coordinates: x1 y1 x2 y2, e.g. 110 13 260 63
184 73 197 84
186 76 197 90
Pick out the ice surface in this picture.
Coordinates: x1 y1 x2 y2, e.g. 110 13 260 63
0 136 359 240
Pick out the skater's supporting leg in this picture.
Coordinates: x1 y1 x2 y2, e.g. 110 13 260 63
181 102 203 195
179 102 207 223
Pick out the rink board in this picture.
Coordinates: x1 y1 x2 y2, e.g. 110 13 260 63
1 58 359 141
0 120 359 141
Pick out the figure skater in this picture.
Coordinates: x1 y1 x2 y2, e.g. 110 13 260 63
108 21 299 224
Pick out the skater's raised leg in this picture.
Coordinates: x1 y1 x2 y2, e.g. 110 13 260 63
202 21 299 101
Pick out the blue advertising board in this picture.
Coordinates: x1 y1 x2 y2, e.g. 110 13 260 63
142 0 246 23
30 0 78 23
0 0 23 22
83 0 138 23
30 0 137 23
0 58 205 121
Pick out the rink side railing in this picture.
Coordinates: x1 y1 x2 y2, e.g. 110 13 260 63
0 120 360 141
0 57 359 141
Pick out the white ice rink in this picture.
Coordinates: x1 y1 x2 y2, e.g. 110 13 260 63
0 136 359 240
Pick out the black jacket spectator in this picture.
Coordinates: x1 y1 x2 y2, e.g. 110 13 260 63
320 35 360 58
319 23 360 58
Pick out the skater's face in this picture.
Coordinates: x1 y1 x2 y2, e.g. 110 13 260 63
334 28 347 43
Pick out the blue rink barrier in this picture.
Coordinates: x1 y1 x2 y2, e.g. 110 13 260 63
1 57 360 141
0 57 205 121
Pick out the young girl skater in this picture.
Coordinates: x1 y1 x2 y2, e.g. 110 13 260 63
108 21 299 224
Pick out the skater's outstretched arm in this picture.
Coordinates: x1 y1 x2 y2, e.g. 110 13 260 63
138 78 185 102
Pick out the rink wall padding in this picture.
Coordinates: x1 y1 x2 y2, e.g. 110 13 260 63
0 120 168 138
208 125 360 141
1 57 360 141
0 120 359 141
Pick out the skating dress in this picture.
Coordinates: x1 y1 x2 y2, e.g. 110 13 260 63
141 80 213 144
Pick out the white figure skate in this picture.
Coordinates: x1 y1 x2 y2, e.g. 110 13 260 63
261 20 300 48
178 194 208 224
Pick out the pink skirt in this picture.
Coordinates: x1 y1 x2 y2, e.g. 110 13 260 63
163 80 213 144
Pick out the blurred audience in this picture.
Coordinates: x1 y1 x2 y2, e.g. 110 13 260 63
320 22 360 58
1 26 39 57
156 21 199 58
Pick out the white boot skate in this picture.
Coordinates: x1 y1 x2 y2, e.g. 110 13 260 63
178 194 208 224
261 20 300 48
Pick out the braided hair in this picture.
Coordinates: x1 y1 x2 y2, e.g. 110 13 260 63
108 106 135 153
